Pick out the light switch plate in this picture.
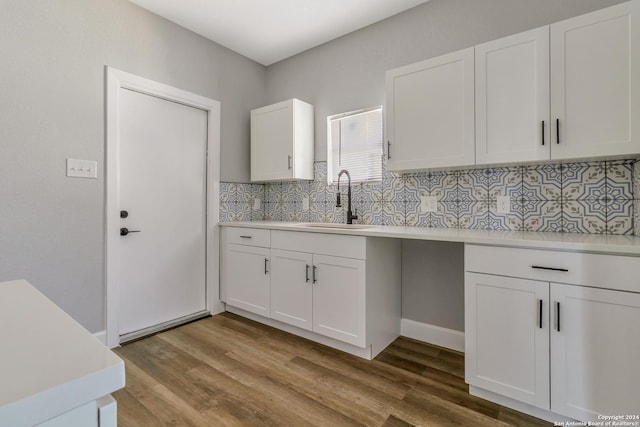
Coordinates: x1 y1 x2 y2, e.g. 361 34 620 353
66 158 97 179
253 197 261 210
302 195 309 211
497 196 511 214
420 195 438 213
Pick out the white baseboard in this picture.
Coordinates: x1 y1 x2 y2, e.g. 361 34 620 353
401 319 464 352
92 330 107 345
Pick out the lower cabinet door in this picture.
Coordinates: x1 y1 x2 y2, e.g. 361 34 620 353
550 283 640 421
465 272 550 410
312 254 366 347
270 249 313 331
225 244 270 317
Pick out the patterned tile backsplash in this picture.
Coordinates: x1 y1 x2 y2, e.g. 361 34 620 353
220 158 640 235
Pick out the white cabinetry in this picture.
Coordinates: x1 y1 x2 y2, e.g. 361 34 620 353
221 226 401 359
551 2 638 159
475 27 550 164
465 244 640 422
221 227 271 317
385 48 475 171
270 249 313 331
250 98 314 182
465 273 549 409
550 284 640 421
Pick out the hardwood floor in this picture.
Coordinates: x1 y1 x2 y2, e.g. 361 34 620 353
113 313 550 426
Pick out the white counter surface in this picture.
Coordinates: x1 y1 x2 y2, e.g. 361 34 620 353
0 280 125 427
220 221 640 256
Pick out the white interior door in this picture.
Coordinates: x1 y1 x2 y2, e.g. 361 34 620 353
117 88 208 338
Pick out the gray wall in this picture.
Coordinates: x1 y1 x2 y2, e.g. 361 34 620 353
264 0 625 329
0 0 265 332
402 240 465 331
266 0 625 162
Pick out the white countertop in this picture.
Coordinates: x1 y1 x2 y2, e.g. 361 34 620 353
0 280 125 427
220 221 640 256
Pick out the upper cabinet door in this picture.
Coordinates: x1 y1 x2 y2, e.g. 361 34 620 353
551 2 638 159
251 99 314 182
385 47 475 171
475 27 551 165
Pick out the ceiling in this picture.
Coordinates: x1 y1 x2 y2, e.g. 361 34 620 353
128 0 431 66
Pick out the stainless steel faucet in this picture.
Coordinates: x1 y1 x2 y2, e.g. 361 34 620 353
336 169 358 224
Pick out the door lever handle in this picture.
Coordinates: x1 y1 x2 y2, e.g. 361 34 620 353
120 227 141 236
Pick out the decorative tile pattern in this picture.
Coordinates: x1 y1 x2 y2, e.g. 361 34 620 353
220 157 638 235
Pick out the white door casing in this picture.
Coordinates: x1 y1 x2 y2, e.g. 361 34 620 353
105 68 221 348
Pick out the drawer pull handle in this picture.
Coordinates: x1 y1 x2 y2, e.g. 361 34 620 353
305 264 310 283
556 302 561 332
264 258 269 275
538 299 543 329
556 118 560 144
541 120 545 146
240 235 252 239
531 265 568 272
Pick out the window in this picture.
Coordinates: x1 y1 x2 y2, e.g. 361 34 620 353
327 106 383 185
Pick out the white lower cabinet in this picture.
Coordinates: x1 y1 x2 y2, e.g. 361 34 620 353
224 243 270 317
221 227 401 359
465 273 550 410
550 284 640 421
465 244 640 421
270 249 313 331
311 254 366 347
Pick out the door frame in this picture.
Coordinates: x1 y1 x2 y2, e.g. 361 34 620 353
105 67 222 348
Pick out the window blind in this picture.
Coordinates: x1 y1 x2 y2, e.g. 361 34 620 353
328 107 383 184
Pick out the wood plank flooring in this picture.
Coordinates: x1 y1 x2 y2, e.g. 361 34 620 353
113 313 550 427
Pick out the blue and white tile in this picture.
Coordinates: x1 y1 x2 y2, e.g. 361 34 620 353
250 206 265 221
487 199 523 231
352 180 381 204
350 201 376 225
431 202 458 229
265 182 284 204
459 170 488 201
403 200 425 227
309 202 326 223
562 161 606 201
522 164 562 201
606 198 633 235
432 173 458 202
562 199 606 234
606 160 634 201
314 162 328 182
522 200 563 232
219 202 251 222
282 181 305 204
400 175 425 206
633 160 640 200
264 202 283 222
458 200 487 230
219 182 233 203
487 167 522 200
382 175 404 202
425 171 449 194
382 157 401 181
634 200 640 236
250 183 266 203
283 202 306 222
379 200 405 226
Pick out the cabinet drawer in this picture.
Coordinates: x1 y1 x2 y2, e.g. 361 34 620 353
465 244 640 293
271 230 366 259
226 227 270 248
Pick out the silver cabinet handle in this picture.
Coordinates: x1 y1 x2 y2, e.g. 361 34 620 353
288 155 292 170
240 235 252 239
264 258 269 275
312 265 317 283
305 264 310 283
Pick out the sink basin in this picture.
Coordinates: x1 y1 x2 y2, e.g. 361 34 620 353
297 223 373 230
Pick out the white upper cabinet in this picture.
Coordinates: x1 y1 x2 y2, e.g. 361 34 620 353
551 2 638 159
475 27 550 164
385 47 475 171
251 98 314 182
